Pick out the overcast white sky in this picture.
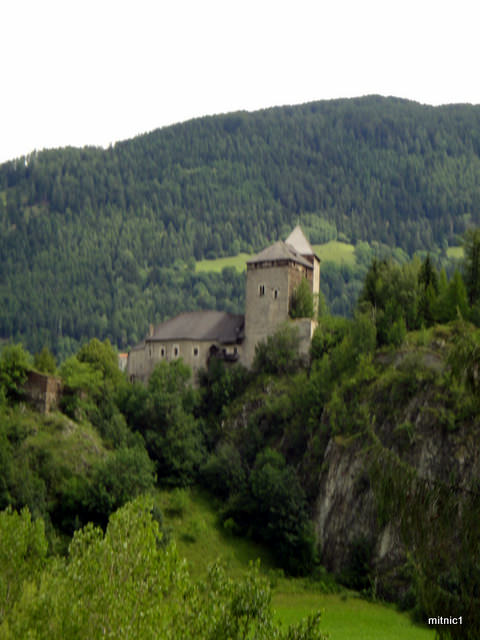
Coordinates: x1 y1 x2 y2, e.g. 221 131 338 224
1 0 479 163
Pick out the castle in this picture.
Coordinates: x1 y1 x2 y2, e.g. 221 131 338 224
126 227 320 382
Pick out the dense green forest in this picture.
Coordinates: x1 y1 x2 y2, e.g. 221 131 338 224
1 95 480 356
2 243 480 637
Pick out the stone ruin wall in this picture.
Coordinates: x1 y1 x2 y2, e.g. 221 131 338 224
22 370 63 414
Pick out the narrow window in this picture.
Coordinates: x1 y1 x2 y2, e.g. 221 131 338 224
173 345 179 357
193 346 199 357
161 347 165 357
259 284 265 296
273 289 279 299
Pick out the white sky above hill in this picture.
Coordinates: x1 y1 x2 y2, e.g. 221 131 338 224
1 0 479 163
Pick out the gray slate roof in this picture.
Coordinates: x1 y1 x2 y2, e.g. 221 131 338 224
147 311 244 343
247 240 312 268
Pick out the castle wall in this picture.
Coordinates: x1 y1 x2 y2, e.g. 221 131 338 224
291 318 318 361
287 262 312 303
243 262 294 367
127 339 241 385
126 346 148 382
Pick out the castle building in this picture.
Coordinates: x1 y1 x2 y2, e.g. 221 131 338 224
126 227 320 383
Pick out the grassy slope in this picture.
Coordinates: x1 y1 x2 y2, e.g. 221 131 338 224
195 253 252 273
22 411 106 473
195 242 356 273
4 407 106 476
155 487 276 579
447 245 464 259
274 593 433 640
155 488 433 640
312 241 356 265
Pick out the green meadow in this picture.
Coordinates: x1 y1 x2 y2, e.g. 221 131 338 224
195 252 251 273
155 488 434 640
273 593 433 640
312 241 356 265
446 245 464 259
195 241 356 273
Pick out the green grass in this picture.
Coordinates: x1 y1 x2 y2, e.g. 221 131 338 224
155 487 276 579
312 241 356 265
195 253 251 273
447 246 464 259
273 592 433 639
195 241 356 273
155 487 434 639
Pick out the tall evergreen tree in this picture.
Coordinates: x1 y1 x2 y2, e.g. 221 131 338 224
463 228 480 306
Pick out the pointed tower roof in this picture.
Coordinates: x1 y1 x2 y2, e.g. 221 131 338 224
285 225 315 256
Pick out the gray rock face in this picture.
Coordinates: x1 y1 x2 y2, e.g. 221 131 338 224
312 386 480 599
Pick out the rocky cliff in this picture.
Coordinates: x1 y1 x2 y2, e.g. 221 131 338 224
311 344 480 627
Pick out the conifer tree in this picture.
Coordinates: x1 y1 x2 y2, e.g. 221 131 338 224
463 229 480 306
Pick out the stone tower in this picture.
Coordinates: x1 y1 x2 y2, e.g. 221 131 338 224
241 226 320 367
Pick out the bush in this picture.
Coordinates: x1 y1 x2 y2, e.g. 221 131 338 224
224 448 316 575
85 447 156 526
0 344 32 400
33 347 56 375
0 507 47 623
201 442 246 499
0 499 328 639
338 536 374 592
290 278 314 319
311 315 350 361
254 324 303 376
197 358 251 426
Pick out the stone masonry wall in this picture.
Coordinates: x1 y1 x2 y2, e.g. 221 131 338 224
22 371 63 413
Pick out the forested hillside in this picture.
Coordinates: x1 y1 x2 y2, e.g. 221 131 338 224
2 95 480 356
2 244 480 636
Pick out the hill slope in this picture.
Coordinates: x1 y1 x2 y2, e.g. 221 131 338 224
1 95 479 354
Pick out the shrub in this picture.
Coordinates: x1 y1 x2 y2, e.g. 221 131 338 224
253 324 303 376
85 447 156 526
0 344 32 400
201 442 246 499
1 499 329 638
33 347 56 375
224 448 316 575
290 278 314 319
0 507 47 623
338 536 374 592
